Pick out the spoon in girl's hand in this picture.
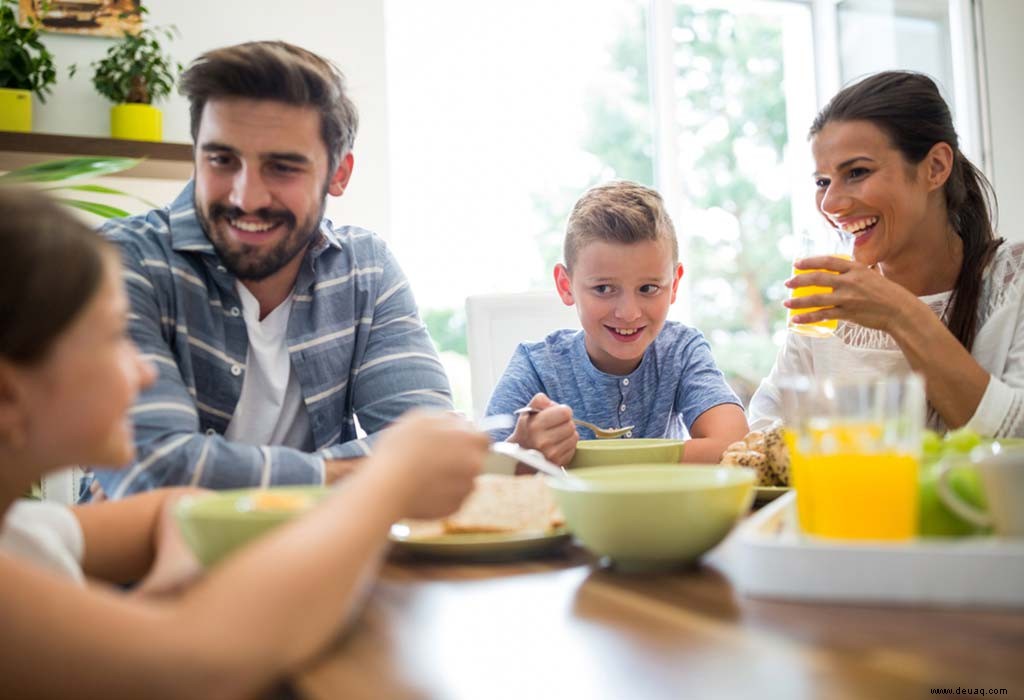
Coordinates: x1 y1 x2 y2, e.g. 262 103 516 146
489 441 586 486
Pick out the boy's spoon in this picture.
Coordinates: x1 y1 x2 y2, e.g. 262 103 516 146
513 406 635 439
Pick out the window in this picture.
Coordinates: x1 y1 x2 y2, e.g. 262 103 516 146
384 0 649 411
384 0 978 414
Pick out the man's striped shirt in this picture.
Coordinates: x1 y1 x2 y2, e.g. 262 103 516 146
91 182 452 498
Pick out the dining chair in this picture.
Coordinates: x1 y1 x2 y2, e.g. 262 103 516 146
465 291 580 419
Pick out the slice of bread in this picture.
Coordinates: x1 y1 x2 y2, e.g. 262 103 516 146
443 474 562 534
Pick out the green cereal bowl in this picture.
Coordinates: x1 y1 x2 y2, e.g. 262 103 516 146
175 486 329 567
568 438 685 469
548 464 755 572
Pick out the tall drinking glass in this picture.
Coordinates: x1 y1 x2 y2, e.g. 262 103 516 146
780 374 925 541
787 227 854 338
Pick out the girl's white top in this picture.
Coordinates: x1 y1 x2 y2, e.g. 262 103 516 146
0 499 84 583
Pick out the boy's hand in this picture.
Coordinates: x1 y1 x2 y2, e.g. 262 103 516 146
372 410 488 520
509 393 578 467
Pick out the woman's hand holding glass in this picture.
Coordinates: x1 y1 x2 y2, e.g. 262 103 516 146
785 254 921 334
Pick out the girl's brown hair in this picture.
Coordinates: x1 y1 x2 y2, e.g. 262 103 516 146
0 189 113 365
810 71 1002 353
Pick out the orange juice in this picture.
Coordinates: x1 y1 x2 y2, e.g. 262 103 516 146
806 452 918 540
784 429 817 534
787 254 852 337
787 422 918 540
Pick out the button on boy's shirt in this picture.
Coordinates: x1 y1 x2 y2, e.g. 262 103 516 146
485 323 741 441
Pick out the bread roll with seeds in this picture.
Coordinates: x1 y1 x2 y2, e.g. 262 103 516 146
719 425 790 487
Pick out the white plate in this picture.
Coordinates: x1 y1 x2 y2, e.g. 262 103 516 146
389 523 571 562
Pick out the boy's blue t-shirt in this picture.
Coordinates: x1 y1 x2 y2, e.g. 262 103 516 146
485 322 741 441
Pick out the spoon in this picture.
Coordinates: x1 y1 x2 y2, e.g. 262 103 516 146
513 406 635 439
489 441 586 486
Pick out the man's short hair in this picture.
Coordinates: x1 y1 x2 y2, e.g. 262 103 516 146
179 41 358 174
563 181 678 271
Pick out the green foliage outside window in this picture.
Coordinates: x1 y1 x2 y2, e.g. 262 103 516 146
423 307 468 356
530 2 792 404
423 2 795 407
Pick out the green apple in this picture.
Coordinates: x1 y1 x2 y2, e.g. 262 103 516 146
917 458 990 537
944 426 982 454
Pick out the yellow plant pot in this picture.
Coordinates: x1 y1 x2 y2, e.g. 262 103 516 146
0 88 32 132
110 103 162 142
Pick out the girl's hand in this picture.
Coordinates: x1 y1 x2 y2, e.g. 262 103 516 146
373 411 489 520
785 255 918 333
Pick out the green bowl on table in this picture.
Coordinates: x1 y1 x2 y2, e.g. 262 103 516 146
175 486 329 567
568 438 685 469
547 464 755 572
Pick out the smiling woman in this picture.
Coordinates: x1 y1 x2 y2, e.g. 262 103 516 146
749 71 1024 439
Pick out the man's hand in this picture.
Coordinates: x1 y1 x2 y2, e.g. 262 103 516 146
508 393 578 467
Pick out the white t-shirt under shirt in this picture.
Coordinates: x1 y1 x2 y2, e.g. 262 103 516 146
0 500 84 583
749 241 1024 437
225 283 313 450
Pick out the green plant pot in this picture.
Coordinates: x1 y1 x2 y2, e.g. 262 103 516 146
110 103 162 142
0 88 32 132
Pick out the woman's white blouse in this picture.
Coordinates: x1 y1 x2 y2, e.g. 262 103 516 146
749 241 1024 437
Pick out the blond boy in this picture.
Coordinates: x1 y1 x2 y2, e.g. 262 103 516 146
485 181 748 465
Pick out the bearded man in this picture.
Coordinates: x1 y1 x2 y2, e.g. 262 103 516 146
89 41 452 498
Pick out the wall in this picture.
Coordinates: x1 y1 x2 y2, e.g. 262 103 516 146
978 0 1024 242
29 0 390 235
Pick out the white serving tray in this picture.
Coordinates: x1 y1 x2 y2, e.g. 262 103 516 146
732 492 1024 608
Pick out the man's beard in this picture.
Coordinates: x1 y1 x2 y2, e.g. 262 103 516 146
196 199 326 282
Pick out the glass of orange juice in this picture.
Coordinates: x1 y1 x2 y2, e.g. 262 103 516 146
780 374 925 541
787 227 854 337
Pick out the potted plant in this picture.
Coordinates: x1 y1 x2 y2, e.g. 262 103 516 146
87 4 180 142
0 0 57 132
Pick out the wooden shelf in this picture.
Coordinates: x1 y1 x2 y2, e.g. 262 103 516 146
0 131 193 180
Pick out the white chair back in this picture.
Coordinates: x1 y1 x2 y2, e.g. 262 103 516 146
465 291 580 418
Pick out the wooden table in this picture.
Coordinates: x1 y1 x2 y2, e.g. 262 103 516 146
294 538 1024 700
